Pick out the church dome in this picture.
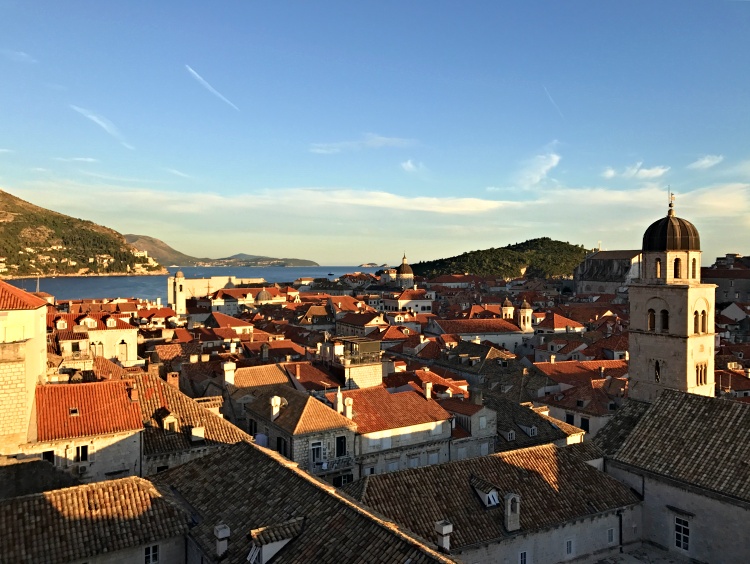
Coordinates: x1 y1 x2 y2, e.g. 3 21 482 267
503 298 513 307
256 288 272 302
642 203 700 252
175 270 185 278
396 254 413 276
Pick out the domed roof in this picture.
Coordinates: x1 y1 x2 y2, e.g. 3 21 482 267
256 288 272 302
175 270 185 278
642 203 700 252
503 298 513 307
396 254 413 276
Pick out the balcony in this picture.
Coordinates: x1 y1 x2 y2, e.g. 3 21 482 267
310 455 354 474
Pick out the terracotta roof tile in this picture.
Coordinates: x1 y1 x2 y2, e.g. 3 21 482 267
0 280 48 310
36 381 143 441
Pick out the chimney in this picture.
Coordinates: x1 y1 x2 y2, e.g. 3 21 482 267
271 396 282 420
214 524 230 557
190 426 205 442
166 372 179 388
229 341 236 353
435 520 453 553
223 361 236 386
156 297 162 307
261 343 269 361
599 366 605 378
423 381 433 400
504 493 521 532
128 384 139 402
201 353 210 362
419 334 426 343
344 397 353 419
336 389 344 414
549 354 556 364
190 354 199 363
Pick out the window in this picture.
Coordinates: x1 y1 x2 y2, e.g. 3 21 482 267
364 466 375 475
696 363 708 386
654 360 661 383
479 415 487 430
580 417 590 433
675 516 690 550
457 447 467 460
42 450 55 465
311 441 322 463
335 435 346 458
276 437 288 457
428 452 439 465
692 258 697 278
409 456 419 468
387 461 399 472
74 445 89 463
674 258 682 279
694 311 700 334
647 309 655 331
607 527 615 544
156 465 169 473
145 545 159 564
519 551 527 564
565 538 574 557
660 309 669 332
701 311 707 333
565 413 575 425
480 442 489 456
655 258 661 278
333 473 353 487
248 419 257 436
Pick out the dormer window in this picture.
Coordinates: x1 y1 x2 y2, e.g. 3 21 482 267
106 317 116 328
576 399 584 408
69 407 79 417
56 319 68 330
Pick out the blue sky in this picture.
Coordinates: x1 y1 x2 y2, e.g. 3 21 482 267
1 1 749 265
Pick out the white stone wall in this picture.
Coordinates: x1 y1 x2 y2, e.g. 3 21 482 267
455 506 641 564
71 535 184 564
607 462 749 564
22 430 142 483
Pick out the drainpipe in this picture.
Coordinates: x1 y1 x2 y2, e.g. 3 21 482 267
617 509 623 553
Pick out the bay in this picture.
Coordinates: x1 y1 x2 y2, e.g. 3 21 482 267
6 266 381 303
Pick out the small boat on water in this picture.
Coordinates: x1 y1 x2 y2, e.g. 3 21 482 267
328 272 334 276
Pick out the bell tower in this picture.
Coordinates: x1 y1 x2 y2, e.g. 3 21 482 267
628 198 716 402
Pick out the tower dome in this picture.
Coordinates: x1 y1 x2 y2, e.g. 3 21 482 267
396 254 413 276
175 270 185 278
642 202 700 252
256 288 272 303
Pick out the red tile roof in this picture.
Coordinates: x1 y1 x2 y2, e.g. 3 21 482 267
432 318 522 334
537 312 584 330
36 381 143 441
0 280 48 310
534 360 629 387
324 387 451 434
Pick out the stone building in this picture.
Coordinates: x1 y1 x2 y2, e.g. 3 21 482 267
628 201 716 402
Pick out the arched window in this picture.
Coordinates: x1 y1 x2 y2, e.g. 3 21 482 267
674 258 682 279
654 360 661 383
655 258 661 278
701 311 707 333
661 309 669 332
510 497 518 514
694 311 700 334
691 258 697 279
647 309 656 331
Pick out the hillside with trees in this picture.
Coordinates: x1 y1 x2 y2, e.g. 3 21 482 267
0 189 160 277
412 238 588 279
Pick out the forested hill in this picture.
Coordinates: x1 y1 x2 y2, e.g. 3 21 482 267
0 189 154 277
412 238 588 279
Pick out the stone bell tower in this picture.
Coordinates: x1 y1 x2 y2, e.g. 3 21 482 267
628 198 716 402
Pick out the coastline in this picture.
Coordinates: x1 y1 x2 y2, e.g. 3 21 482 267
0 269 169 281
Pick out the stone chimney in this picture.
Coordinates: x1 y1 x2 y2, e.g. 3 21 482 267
599 366 605 378
128 383 138 402
295 364 301 379
271 396 282 421
214 523 230 557
336 388 344 414
201 353 210 362
435 520 453 553
223 361 236 386
261 343 270 361
549 354 556 364
229 341 236 353
423 381 433 400
344 397 353 419
504 493 521 532
190 354 199 363
166 372 179 388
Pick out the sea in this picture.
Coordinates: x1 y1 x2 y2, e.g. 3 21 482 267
6 266 381 303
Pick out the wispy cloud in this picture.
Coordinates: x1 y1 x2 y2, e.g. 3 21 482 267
70 105 134 150
165 168 192 179
0 149 13 154
687 154 724 170
185 65 239 111
543 85 565 120
401 159 427 173
54 157 98 163
517 152 561 188
1 49 37 63
603 161 670 180
78 170 161 184
310 133 416 154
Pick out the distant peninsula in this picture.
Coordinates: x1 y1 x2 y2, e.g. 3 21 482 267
124 235 319 268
